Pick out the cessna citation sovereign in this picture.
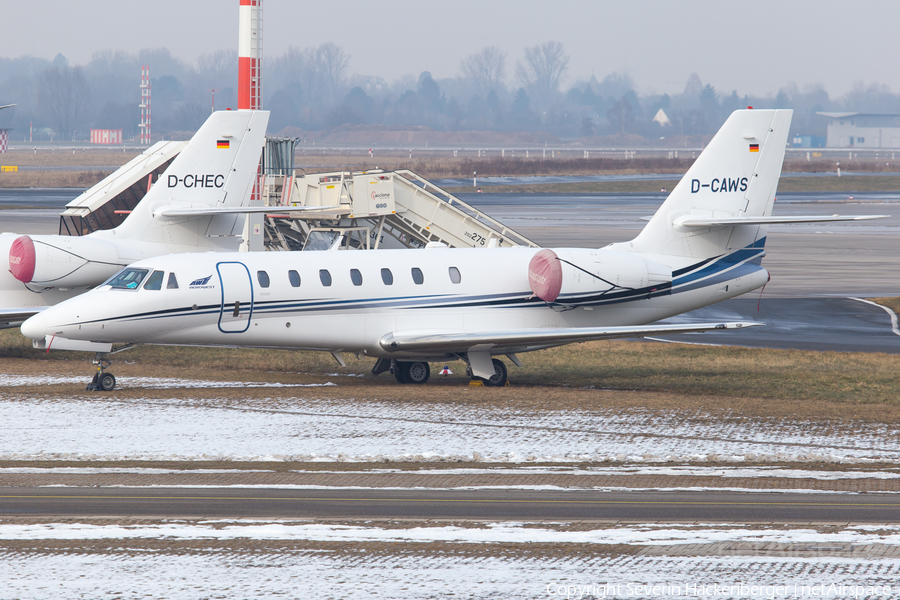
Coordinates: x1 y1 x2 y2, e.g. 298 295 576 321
1 109 269 330
21 109 887 390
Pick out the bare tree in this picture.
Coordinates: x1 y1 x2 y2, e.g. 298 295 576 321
460 46 507 96
37 57 90 140
316 43 350 105
198 50 238 87
516 41 568 107
269 43 348 107
683 73 702 97
607 95 635 134
269 46 315 98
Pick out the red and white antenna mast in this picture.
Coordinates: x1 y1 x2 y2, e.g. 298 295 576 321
238 0 262 109
139 66 151 144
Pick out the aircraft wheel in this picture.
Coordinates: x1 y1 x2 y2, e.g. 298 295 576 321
393 363 409 384
405 362 430 384
98 372 116 391
482 359 508 387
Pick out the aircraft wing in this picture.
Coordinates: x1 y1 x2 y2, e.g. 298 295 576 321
0 307 48 330
379 321 763 354
153 205 346 219
675 214 888 227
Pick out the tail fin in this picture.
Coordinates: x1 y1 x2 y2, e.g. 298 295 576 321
97 110 269 250
626 109 791 260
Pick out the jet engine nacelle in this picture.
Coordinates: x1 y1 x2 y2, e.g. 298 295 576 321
8 235 130 288
528 248 672 303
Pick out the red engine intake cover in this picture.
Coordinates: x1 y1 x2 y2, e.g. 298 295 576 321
9 235 36 283
527 249 563 302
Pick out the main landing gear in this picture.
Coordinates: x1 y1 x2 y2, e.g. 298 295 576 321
389 358 508 386
86 353 116 391
468 358 508 387
392 360 431 384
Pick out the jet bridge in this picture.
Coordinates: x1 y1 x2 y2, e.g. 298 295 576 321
260 169 539 251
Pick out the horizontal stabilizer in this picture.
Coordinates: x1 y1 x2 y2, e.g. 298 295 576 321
380 322 763 354
153 205 346 219
674 214 889 228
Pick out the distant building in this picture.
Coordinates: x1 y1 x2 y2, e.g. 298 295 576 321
791 134 826 148
652 108 671 127
817 112 900 148
0 103 14 152
90 129 123 145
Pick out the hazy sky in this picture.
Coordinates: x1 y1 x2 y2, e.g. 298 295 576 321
2 0 897 97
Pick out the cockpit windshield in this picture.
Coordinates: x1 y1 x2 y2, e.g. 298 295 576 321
105 268 150 289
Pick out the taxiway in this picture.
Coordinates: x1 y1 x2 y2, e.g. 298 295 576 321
2 488 898 523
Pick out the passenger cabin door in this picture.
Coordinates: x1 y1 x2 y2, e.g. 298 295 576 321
217 261 253 333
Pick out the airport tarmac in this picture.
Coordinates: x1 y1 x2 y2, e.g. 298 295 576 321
0 187 79 208
657 297 900 353
0 188 77 235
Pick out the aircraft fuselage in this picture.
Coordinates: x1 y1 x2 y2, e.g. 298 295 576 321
25 245 769 360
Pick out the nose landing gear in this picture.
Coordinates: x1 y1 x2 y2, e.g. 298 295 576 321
86 354 116 391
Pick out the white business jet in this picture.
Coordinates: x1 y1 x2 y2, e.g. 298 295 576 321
21 109 887 390
1 109 269 330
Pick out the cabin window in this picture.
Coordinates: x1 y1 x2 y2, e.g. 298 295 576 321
288 270 301 287
257 270 270 288
350 269 363 286
448 266 461 284
166 273 179 289
411 267 424 285
381 268 393 285
143 270 164 291
107 268 149 290
319 269 332 286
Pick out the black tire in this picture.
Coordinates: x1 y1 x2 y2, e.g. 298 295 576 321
405 362 430 384
98 372 116 391
393 363 408 384
483 359 507 387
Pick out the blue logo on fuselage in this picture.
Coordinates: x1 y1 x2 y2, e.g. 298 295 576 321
190 275 212 287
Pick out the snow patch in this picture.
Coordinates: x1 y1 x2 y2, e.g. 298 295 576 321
0 375 336 389
0 394 897 464
2 521 900 546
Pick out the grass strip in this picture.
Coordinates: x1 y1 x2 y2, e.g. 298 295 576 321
3 328 898 405
871 297 900 316
0 171 111 188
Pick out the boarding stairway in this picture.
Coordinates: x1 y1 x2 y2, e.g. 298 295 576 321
57 141 186 236
259 169 539 251
53 139 538 252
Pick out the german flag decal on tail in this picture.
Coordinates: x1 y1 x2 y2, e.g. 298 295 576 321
217 139 230 149
749 143 759 152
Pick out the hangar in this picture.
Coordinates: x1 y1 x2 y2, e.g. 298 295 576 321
818 112 900 148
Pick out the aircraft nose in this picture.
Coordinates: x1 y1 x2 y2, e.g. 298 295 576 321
20 312 48 341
